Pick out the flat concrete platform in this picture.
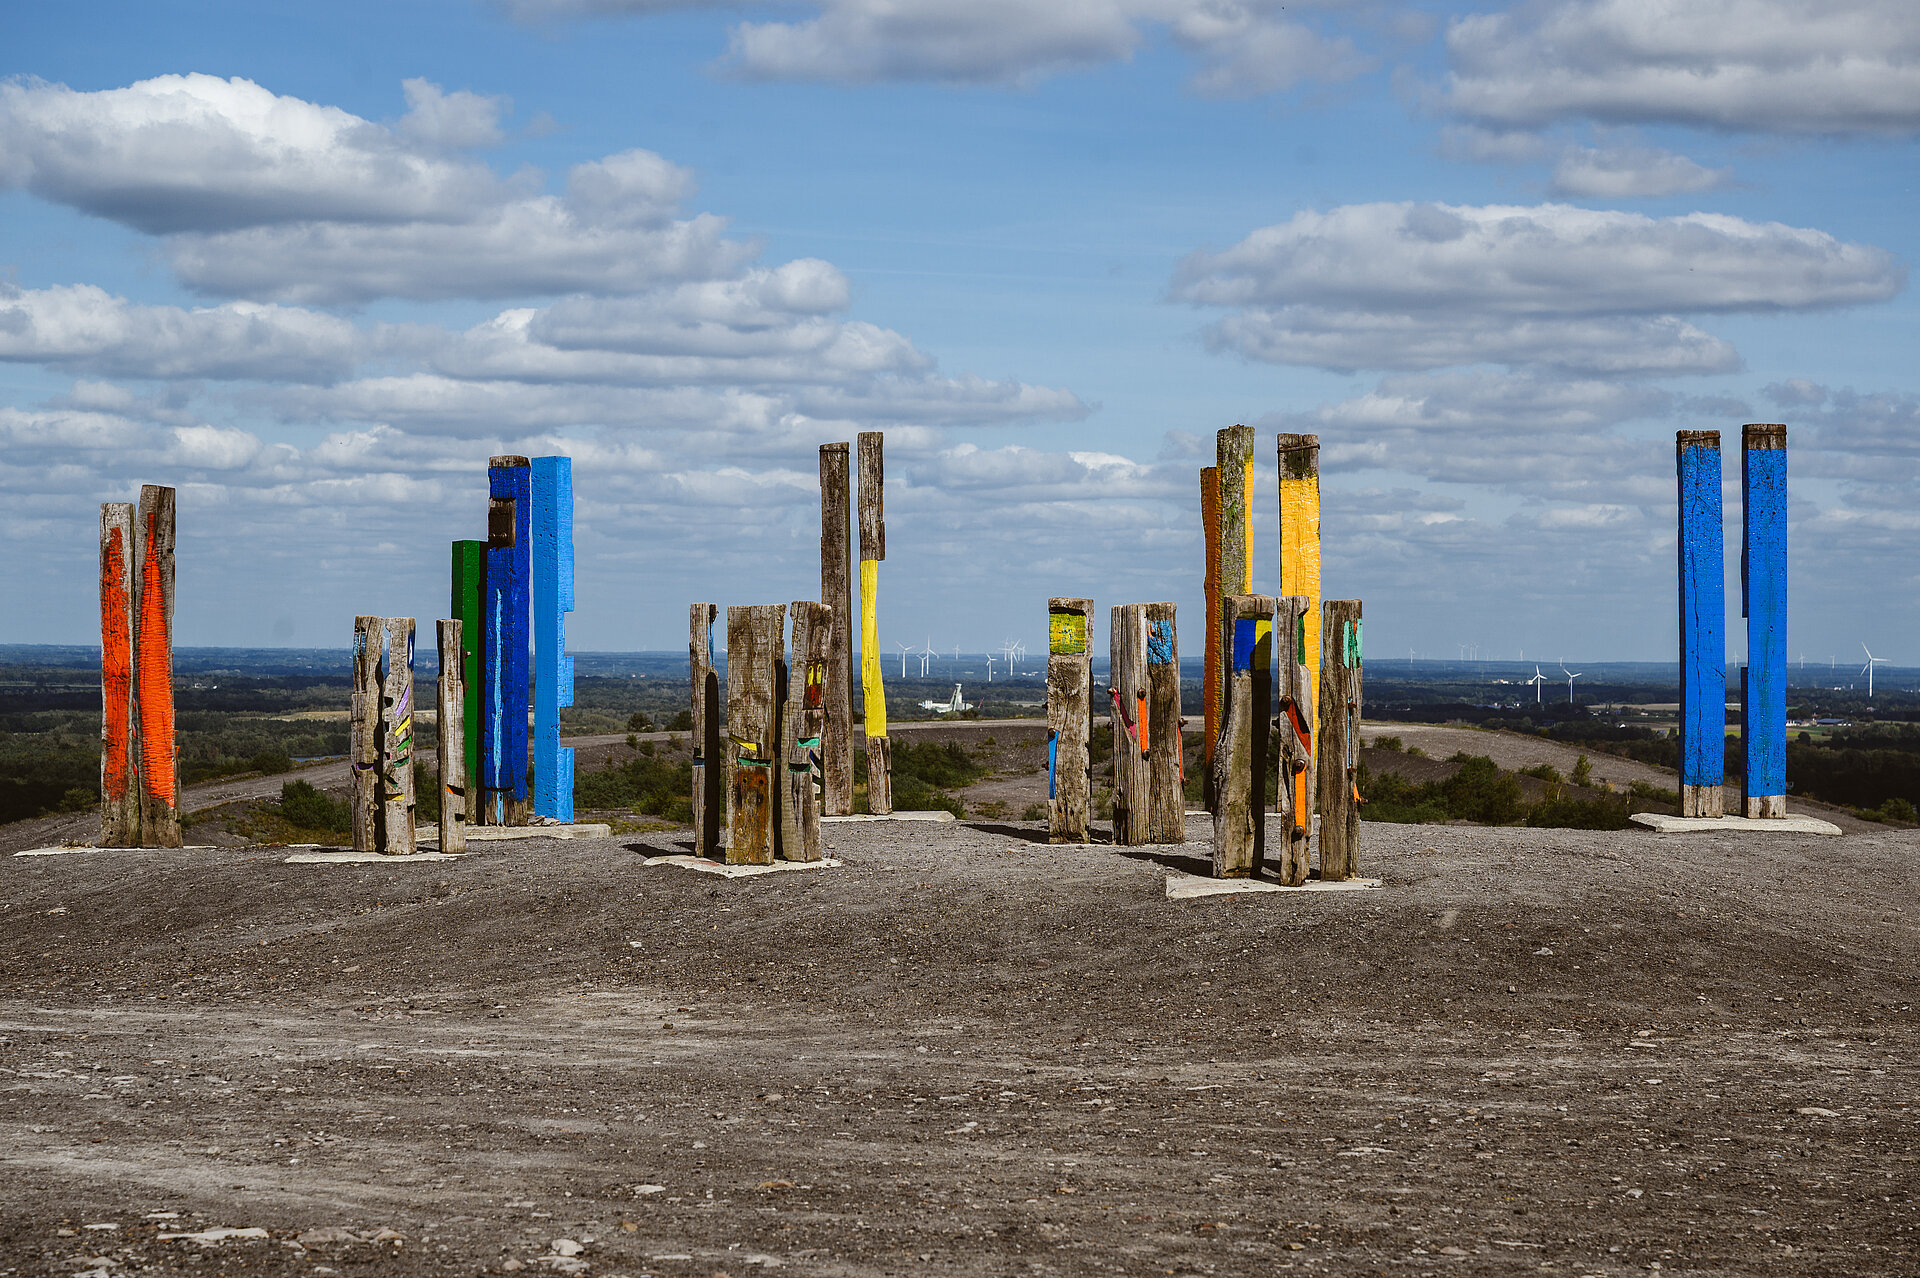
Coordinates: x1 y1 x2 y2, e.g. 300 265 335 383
457 823 613 842
12 845 226 857
284 849 465 864
1166 871 1383 900
821 811 955 824
642 854 844 879
1631 813 1842 836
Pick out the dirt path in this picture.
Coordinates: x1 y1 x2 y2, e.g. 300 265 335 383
3 815 1916 1275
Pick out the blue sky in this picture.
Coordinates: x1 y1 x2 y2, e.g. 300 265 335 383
3 0 1916 665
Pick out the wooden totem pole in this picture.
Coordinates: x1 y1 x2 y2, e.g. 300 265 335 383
818 443 856 816
1211 594 1273 878
1276 433 1321 839
532 456 576 823
1110 603 1186 845
1742 424 1788 818
98 501 141 847
482 455 532 825
1675 431 1726 819
857 431 891 814
780 601 832 863
1317 600 1363 880
1046 598 1093 843
689 602 722 858
727 604 786 865
450 539 484 818
1271 595 1314 885
437 619 467 854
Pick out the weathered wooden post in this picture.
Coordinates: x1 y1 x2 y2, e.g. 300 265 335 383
1276 434 1321 840
689 603 722 858
483 456 532 826
451 540 485 822
1743 424 1787 818
780 601 831 862
532 456 576 824
1214 426 1254 814
1143 603 1185 843
1047 598 1093 843
819 442 855 817
1272 595 1313 885
99 502 140 847
1200 467 1221 813
351 615 382 851
857 431 892 814
727 604 785 865
437 619 467 854
1211 595 1273 877
1317 600 1363 880
380 617 417 855
133 484 180 847
1676 431 1726 819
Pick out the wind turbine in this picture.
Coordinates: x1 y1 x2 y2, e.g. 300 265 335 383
918 637 935 678
1561 664 1583 704
1013 640 1027 675
1862 643 1890 698
986 653 996 682
896 640 913 678
1525 665 1548 704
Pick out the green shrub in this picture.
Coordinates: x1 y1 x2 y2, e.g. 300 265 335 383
250 749 293 775
575 750 693 824
1517 763 1563 783
278 780 351 833
1374 736 1404 752
1021 802 1045 822
1571 754 1593 786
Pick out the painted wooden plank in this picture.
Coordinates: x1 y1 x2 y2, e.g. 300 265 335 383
484 455 532 826
1142 601 1186 844
780 601 831 862
727 604 785 865
1200 466 1220 814
857 431 891 815
1046 597 1093 844
380 616 417 855
1109 603 1152 845
819 442 856 817
450 540 485 820
690 602 722 859
531 455 576 823
1276 433 1321 830
1211 594 1273 878
1742 424 1788 817
1317 599 1363 881
351 615 382 853
437 619 467 855
134 484 180 848
1272 594 1313 886
99 502 140 848
1676 431 1726 819
1215 425 1254 817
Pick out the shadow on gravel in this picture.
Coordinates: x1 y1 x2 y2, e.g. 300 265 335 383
962 821 1112 845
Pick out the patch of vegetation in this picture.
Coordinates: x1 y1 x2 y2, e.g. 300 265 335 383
1021 802 1045 822
576 749 694 825
276 779 352 834
1374 736 1404 752
1360 753 1630 829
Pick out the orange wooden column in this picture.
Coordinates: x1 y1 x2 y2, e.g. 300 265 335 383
99 502 140 846
134 485 180 848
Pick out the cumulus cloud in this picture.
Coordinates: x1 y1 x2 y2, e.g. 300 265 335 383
1444 0 1920 135
1173 201 1902 372
397 78 511 148
1548 144 1734 198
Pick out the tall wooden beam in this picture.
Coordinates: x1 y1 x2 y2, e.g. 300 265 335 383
380 617 417 855
532 456 576 823
1743 424 1788 818
857 431 891 814
1109 604 1154 846
1214 425 1254 813
351 615 382 852
134 484 180 848
99 502 140 847
690 602 722 858
437 619 467 854
1046 598 1093 844
1142 602 1186 844
819 443 855 817
727 604 785 865
1272 595 1313 886
1212 594 1274 878
450 540 485 821
1200 466 1221 812
1317 600 1363 881
1676 431 1726 819
781 601 831 862
1276 433 1321 839
484 455 532 826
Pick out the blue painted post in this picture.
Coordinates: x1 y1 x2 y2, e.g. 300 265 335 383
532 456 576 823
483 455 532 825
1742 424 1788 818
1676 431 1726 818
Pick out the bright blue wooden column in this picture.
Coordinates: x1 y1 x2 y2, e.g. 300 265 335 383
1676 431 1725 815
1742 424 1788 816
532 455 575 822
483 455 532 820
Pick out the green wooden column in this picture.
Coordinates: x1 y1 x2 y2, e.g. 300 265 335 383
451 539 485 810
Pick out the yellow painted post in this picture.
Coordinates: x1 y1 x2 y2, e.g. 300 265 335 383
1277 433 1321 826
857 432 891 813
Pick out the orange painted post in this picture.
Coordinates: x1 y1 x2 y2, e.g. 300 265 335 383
99 502 140 847
134 484 180 847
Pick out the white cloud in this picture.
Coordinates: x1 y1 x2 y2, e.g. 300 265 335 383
1168 4 1371 99
1445 0 1920 135
1548 144 1734 198
397 78 511 148
1173 201 1902 372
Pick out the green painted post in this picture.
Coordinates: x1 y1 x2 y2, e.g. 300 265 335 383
451 539 485 814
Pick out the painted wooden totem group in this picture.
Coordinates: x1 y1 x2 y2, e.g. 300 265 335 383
687 432 886 865
1677 426 1789 819
1045 429 1364 882
98 486 179 848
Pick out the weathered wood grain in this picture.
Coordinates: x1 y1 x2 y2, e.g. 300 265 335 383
380 616 417 855
450 540 485 822
1317 599 1363 881
1109 604 1151 846
1211 594 1273 878
1047 597 1093 844
727 604 785 865
99 502 140 848
1742 424 1787 818
134 484 180 848
1200 467 1220 814
437 619 467 855
780 601 831 862
351 615 382 853
690 602 722 859
1676 431 1725 819
1276 433 1321 826
819 443 856 817
531 455 576 823
1142 601 1185 844
857 431 890 815
1271 594 1313 886
484 456 532 827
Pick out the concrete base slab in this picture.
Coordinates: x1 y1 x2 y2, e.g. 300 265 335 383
457 823 613 842
13 845 224 857
643 854 844 879
822 811 955 824
1630 812 1842 836
1166 871 1382 900
284 850 465 864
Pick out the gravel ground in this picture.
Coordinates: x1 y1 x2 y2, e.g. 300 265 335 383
3 813 1916 1276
